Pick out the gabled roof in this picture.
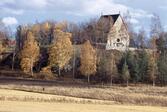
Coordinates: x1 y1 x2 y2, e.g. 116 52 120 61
97 14 120 43
100 14 120 25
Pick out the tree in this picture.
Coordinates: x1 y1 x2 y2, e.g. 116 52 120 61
0 41 5 60
138 50 149 82
106 53 118 86
147 34 158 86
125 51 140 83
150 13 163 39
158 52 167 85
136 28 146 48
122 60 130 87
80 40 97 83
147 54 158 86
16 25 28 52
0 41 5 53
20 31 40 76
156 33 167 85
48 28 73 76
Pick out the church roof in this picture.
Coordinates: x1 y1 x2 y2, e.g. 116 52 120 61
100 14 120 25
97 14 120 43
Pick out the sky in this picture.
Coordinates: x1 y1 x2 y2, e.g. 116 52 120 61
0 0 167 34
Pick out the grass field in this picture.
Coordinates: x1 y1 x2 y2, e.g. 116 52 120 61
1 83 167 106
0 101 167 112
0 89 167 112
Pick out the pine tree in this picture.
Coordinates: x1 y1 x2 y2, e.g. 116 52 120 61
20 31 40 76
49 28 73 76
80 40 97 83
156 33 167 85
106 53 118 86
122 61 130 87
138 50 148 82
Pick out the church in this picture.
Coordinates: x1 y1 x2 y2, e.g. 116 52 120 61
98 14 130 51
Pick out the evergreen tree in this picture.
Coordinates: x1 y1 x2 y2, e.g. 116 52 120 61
138 50 149 82
105 53 118 86
122 60 130 87
156 33 167 85
125 51 140 83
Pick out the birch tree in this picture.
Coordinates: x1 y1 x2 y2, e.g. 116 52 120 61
20 31 40 76
49 28 73 76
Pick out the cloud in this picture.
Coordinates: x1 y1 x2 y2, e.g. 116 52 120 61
0 0 153 27
2 17 18 26
130 9 153 19
82 0 128 15
20 0 48 8
0 0 153 17
0 0 48 16
130 18 139 24
159 6 167 10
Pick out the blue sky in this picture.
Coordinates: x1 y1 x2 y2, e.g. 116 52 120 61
0 0 167 33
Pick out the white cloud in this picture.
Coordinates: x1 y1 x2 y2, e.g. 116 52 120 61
0 0 153 27
0 0 153 19
82 0 128 15
0 0 48 16
2 17 18 26
130 9 153 19
21 0 48 8
130 18 139 24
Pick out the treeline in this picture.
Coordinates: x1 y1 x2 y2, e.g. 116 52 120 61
0 22 13 54
1 13 167 86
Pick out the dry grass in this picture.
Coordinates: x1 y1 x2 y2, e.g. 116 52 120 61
0 101 167 112
0 88 115 104
1 84 167 106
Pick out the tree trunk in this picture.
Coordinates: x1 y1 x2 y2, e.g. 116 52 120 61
153 79 155 87
88 75 90 83
72 47 75 80
12 52 15 70
126 80 129 87
30 58 33 77
58 68 61 77
110 77 112 86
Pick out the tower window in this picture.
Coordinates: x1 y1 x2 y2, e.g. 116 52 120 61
117 38 120 42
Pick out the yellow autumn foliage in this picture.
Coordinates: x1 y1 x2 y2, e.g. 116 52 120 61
80 40 97 82
41 22 50 32
0 41 5 54
20 31 40 74
31 24 40 34
20 58 31 73
54 21 68 31
49 29 73 70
